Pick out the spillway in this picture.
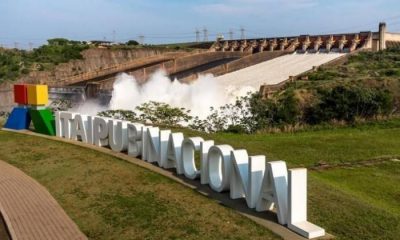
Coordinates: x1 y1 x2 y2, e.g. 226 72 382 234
215 52 345 89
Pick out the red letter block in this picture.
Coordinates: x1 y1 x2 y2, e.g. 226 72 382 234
14 84 28 105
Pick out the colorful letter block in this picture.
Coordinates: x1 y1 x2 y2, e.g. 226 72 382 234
27 85 49 106
4 107 31 130
4 84 55 136
29 108 55 136
14 84 28 105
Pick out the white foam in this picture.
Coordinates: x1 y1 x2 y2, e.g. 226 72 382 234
72 53 344 119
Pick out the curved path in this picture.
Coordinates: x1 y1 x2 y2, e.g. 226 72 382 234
0 160 87 240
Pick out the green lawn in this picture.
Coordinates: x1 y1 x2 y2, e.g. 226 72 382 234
0 130 279 240
308 164 400 240
175 121 400 240
176 120 400 168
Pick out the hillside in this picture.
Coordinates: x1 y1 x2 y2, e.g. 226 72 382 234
247 48 400 130
290 48 400 114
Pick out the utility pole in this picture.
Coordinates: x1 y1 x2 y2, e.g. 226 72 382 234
203 27 208 42
195 28 200 42
138 35 145 45
229 29 234 40
240 27 245 40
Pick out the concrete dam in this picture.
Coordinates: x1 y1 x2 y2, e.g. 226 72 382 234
54 24 396 97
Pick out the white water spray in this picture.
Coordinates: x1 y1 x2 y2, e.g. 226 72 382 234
73 70 255 118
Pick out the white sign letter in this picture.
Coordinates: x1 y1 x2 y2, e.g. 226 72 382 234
182 137 204 179
208 145 234 192
288 169 325 239
256 161 288 225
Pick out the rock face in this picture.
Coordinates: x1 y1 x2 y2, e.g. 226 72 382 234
0 48 181 111
0 82 14 112
18 48 175 84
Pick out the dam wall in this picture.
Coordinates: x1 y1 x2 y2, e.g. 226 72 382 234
92 51 248 90
179 51 289 82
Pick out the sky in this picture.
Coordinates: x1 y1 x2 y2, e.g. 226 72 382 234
1 0 400 49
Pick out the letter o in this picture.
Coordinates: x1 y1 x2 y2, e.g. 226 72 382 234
208 145 234 192
182 137 204 179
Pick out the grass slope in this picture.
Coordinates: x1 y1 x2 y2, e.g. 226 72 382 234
177 119 400 168
175 121 400 239
1 119 400 239
0 130 279 240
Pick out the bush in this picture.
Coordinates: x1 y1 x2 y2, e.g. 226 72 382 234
98 109 138 122
126 40 139 46
136 101 192 126
98 102 192 127
189 91 299 133
304 86 393 124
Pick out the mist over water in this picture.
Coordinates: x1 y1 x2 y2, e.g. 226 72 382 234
73 70 255 118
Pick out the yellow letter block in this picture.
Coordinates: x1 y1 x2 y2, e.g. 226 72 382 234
27 85 48 106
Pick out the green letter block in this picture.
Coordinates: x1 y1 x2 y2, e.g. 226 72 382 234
29 108 55 136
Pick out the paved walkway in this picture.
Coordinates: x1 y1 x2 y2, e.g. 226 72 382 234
0 160 87 240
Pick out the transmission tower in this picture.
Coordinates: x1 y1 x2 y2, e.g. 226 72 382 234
229 29 234 40
29 42 33 51
240 27 245 40
112 30 116 43
203 27 208 42
138 35 145 45
195 28 200 42
14 42 19 49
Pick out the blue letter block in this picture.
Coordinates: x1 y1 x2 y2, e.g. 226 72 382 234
4 107 31 130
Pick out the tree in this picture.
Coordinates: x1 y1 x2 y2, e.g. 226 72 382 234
126 40 139 46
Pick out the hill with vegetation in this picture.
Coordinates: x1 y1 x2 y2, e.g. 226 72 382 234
0 39 89 83
0 38 206 84
287 48 400 125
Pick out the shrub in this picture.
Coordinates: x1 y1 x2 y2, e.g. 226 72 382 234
304 86 393 124
126 40 139 46
98 109 138 122
99 102 192 127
